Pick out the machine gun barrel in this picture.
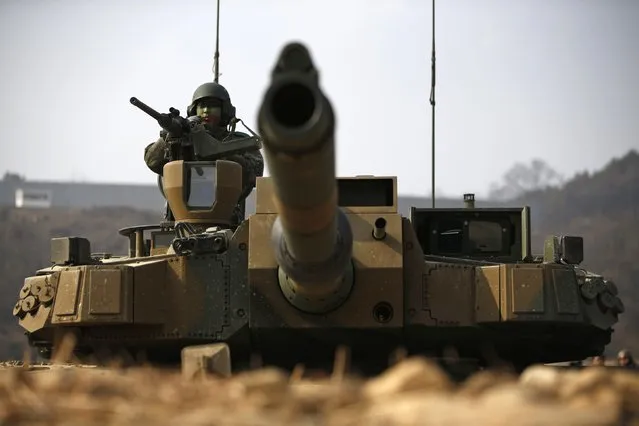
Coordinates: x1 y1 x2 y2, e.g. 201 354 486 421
257 42 353 312
130 97 162 120
130 96 188 137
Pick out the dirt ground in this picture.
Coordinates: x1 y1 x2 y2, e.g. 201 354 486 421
1 357 638 426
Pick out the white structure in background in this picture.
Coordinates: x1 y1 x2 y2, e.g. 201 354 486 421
14 188 53 208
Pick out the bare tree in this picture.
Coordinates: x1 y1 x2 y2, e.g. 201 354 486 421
489 159 564 200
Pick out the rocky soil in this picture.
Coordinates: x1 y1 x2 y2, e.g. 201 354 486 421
1 357 638 426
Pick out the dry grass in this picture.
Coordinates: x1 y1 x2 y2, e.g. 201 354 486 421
1 358 638 426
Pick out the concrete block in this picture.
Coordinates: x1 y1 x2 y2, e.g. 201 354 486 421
181 343 231 379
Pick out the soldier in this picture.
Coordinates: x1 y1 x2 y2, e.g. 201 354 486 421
144 82 264 227
617 349 636 369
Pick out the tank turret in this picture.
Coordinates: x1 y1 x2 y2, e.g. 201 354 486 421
257 43 354 314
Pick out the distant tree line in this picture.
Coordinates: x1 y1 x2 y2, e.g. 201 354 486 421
489 159 565 201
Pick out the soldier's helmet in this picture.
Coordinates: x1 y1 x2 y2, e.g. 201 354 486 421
187 82 237 127
618 349 635 367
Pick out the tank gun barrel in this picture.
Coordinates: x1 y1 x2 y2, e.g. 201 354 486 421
257 42 353 313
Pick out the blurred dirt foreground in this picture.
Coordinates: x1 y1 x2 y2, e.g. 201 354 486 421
1 357 639 426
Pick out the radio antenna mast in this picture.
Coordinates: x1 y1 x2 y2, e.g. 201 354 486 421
429 0 436 208
213 0 221 83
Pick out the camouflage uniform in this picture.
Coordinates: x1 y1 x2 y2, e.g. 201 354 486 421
143 82 264 227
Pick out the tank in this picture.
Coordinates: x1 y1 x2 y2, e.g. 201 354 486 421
12 42 624 375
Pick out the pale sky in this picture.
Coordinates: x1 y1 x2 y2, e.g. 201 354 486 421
1 0 637 198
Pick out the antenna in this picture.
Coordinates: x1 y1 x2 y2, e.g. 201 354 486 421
429 0 436 208
213 0 221 83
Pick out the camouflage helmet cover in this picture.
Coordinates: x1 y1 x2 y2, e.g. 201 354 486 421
187 82 236 125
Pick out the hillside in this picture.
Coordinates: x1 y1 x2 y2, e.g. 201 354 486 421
520 150 639 352
0 150 637 360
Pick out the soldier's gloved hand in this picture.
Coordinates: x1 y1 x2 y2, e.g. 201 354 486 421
165 134 185 147
157 130 178 146
187 116 203 127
